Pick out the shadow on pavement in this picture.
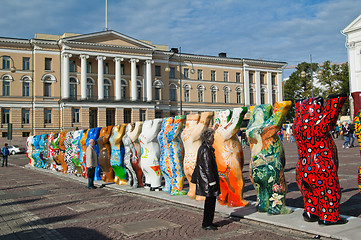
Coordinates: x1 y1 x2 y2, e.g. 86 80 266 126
0 197 42 207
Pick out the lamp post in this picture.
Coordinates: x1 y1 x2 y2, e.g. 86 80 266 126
0 55 16 73
301 54 322 98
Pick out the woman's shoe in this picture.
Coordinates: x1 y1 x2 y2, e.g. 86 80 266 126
202 225 218 230
303 212 319 222
318 217 348 226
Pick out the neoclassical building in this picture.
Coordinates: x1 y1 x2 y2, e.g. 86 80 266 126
0 30 286 139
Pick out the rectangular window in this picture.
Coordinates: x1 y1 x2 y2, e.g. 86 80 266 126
272 74 277 85
237 92 242 104
261 74 265 84
2 132 8 138
45 58 52 71
198 91 203 103
197 70 203 80
72 108 80 123
212 92 217 103
69 60 76 72
184 89 190 102
136 65 140 76
211 70 216 81
184 68 189 79
22 109 30 124
224 71 228 82
103 62 109 74
124 109 131 123
2 109 10 124
106 109 115 126
87 61 92 73
2 56 10 69
169 67 175 79
236 72 241 83
23 57 30 70
140 110 146 121
44 109 52 124
155 88 161 100
225 92 229 103
44 83 51 97
121 64 125 75
155 65 161 77
170 88 176 102
22 132 30 137
23 82 30 97
3 81 10 96
249 72 254 84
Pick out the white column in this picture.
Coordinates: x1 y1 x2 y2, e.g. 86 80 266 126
114 57 123 101
267 72 272 105
146 60 153 102
97 56 106 100
243 69 250 106
143 63 147 100
62 53 72 99
255 70 261 105
80 55 89 100
130 59 139 101
277 72 283 102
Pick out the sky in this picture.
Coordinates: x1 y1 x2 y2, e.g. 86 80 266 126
0 0 360 76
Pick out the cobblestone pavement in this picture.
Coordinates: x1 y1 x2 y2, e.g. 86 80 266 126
1 137 358 240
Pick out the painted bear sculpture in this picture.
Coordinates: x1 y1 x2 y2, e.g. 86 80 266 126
123 122 143 188
354 109 361 193
293 94 347 224
246 101 292 214
139 119 163 191
70 130 83 175
64 131 77 174
26 136 35 166
51 133 61 171
79 129 89 178
58 131 68 173
33 135 43 168
98 126 115 183
213 107 249 207
181 112 213 200
41 134 49 168
86 127 102 181
46 133 55 169
159 116 187 196
110 124 128 185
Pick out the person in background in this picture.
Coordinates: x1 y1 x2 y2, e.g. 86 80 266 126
335 123 340 138
342 123 351 149
1 143 10 167
86 139 97 189
191 128 220 231
349 122 355 148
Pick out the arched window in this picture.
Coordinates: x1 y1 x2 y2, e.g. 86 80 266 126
42 74 56 97
69 77 78 99
250 88 255 105
137 80 142 100
169 83 177 102
236 87 243 104
184 84 191 102
121 79 128 100
21 75 32 97
197 84 205 103
104 78 112 100
153 80 164 101
261 88 266 104
1 74 13 97
87 78 95 99
210 85 218 103
272 89 277 104
223 86 230 103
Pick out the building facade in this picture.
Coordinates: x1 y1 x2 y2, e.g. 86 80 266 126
0 30 286 140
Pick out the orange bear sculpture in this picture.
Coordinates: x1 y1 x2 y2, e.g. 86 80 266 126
98 126 115 183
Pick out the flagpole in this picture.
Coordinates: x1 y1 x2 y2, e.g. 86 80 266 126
105 0 108 31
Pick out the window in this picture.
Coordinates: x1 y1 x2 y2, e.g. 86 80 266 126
250 89 255 105
155 87 161 100
272 74 277 85
224 71 228 82
170 84 177 102
121 64 125 75
140 110 146 121
155 111 162 119
198 90 204 103
22 82 30 97
236 88 243 104
104 79 111 100
261 74 266 84
197 70 203 80
69 77 77 99
169 67 175 79
87 78 94 99
261 88 266 104
272 89 277 104
87 61 92 73
104 62 109 74
22 132 30 137
236 72 241 83
155 65 161 77
69 60 76 72
72 108 80 123
2 132 8 138
2 81 10 96
45 58 52 71
23 57 30 70
106 109 115 126
136 65 140 76
184 68 189 79
137 81 142 100
2 56 10 69
121 79 127 99
170 111 177 117
2 109 10 124
44 109 52 124
211 86 217 103
124 109 131 123
22 109 30 124
224 87 230 103
249 72 254 84
211 70 216 81
44 83 51 97
184 85 191 102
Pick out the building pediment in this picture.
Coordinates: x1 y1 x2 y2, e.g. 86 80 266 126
61 30 156 50
343 14 361 34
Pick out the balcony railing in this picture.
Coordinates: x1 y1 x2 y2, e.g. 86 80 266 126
60 95 161 104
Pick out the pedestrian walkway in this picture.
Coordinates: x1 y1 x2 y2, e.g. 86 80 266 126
23 163 361 240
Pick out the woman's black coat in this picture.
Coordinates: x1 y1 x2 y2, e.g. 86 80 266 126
191 142 220 197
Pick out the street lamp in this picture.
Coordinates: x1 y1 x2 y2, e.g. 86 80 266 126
165 48 195 115
301 54 322 98
0 55 16 73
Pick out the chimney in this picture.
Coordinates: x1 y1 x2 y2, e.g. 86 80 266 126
218 52 227 58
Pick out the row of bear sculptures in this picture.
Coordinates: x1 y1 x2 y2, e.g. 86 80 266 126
27 94 349 225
